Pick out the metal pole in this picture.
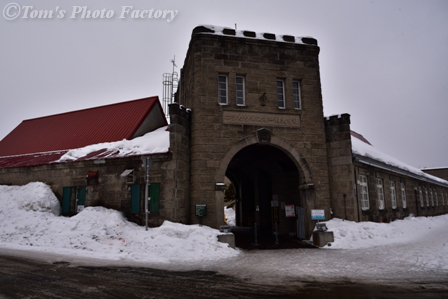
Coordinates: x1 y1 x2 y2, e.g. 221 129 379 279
142 157 152 231
145 158 149 231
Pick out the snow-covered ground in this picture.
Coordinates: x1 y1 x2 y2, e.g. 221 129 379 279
1 182 448 286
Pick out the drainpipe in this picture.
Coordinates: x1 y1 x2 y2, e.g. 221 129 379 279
353 166 361 222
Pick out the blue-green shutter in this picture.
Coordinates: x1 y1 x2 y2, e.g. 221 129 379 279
149 183 160 213
77 186 86 206
131 184 141 213
62 187 72 213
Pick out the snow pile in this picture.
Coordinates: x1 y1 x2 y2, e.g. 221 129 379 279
323 215 448 249
224 207 236 226
0 183 239 264
0 182 60 215
58 125 170 162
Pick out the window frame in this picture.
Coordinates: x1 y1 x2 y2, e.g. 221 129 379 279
425 186 429 207
390 181 397 209
419 186 424 207
401 183 407 209
377 179 385 210
359 175 370 210
236 75 245 106
293 80 302 110
277 79 285 109
430 187 434 207
435 188 438 206
218 74 228 105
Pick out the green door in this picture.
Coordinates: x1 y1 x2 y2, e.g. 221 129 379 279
77 186 87 206
150 183 160 213
62 187 72 214
131 184 141 213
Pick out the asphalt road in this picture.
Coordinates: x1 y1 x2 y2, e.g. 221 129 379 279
0 254 446 299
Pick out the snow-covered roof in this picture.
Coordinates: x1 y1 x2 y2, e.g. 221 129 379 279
421 166 448 171
0 97 166 157
192 25 318 46
351 132 448 187
0 126 170 168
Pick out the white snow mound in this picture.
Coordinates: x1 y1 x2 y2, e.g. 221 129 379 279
0 183 239 264
322 215 448 249
0 182 60 215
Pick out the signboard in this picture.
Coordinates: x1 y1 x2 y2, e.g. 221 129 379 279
223 111 301 128
311 209 325 220
195 204 207 217
285 204 295 218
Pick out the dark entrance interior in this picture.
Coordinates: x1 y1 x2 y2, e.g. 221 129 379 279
225 144 309 249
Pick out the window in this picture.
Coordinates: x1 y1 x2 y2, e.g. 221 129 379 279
277 79 285 108
377 179 385 210
86 171 99 186
419 186 424 207
359 175 369 210
130 183 160 214
435 189 438 206
430 188 434 207
218 75 228 105
390 181 397 209
236 76 245 106
293 81 301 109
425 186 429 207
401 183 407 209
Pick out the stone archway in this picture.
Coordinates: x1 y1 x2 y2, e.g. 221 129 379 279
215 130 312 184
215 130 314 242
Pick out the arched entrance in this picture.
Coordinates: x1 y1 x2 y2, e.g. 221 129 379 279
215 131 315 248
216 130 314 248
226 144 302 233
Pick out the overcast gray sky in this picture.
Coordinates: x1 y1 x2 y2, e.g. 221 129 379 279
1 0 447 169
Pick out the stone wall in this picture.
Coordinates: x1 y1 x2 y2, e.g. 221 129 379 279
0 154 175 226
167 103 192 224
324 114 358 221
355 165 448 222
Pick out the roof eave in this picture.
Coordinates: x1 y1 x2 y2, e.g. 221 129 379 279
353 153 448 188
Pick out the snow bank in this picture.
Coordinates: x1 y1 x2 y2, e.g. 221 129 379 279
323 215 448 249
0 183 239 264
0 182 60 215
58 125 170 162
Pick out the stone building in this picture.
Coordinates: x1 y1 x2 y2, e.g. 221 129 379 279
325 114 448 223
1 25 447 243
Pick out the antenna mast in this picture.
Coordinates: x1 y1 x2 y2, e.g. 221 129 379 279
162 56 178 118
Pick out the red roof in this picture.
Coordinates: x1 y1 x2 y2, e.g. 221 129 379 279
0 96 167 157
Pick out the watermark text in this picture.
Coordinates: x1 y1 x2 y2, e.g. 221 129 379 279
3 3 179 22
